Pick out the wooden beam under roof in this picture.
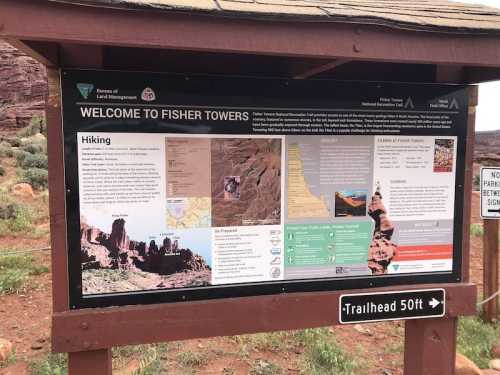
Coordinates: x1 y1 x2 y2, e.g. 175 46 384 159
1 0 500 75
293 59 351 79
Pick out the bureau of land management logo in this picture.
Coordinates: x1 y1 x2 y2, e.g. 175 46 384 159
77 83 94 100
141 87 156 102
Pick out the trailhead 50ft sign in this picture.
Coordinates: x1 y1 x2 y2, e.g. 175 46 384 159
61 70 469 309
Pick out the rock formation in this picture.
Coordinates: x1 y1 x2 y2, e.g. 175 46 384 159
108 218 130 252
367 186 398 275
0 41 47 129
80 218 211 276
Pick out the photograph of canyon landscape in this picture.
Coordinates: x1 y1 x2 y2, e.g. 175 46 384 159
80 218 211 294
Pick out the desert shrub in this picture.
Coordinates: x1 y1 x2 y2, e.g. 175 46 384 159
17 153 48 169
470 223 484 237
0 269 29 294
458 316 500 368
112 344 168 374
0 199 21 220
302 339 358 375
0 209 32 235
22 142 46 155
30 353 67 375
0 142 13 158
0 197 33 235
0 165 4 177
5 137 22 147
20 168 48 190
0 255 49 294
473 175 480 191
238 332 292 353
17 115 45 137
250 360 282 375
177 351 208 367
297 328 361 375
15 150 31 165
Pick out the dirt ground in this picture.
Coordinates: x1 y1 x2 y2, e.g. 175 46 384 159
0 165 497 375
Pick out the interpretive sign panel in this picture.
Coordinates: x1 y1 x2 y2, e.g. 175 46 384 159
339 289 445 324
480 167 500 219
61 70 468 309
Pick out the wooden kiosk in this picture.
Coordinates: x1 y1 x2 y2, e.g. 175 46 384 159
2 1 500 374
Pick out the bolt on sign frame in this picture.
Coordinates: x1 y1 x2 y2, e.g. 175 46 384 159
1 0 500 374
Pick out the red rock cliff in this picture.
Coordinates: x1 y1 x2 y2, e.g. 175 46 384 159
0 40 48 129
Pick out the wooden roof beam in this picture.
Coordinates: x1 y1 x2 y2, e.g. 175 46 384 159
1 0 500 72
3 38 59 67
293 59 351 79
60 43 104 68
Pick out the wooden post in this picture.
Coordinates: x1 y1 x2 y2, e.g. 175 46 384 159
404 318 457 375
482 219 499 322
68 349 112 375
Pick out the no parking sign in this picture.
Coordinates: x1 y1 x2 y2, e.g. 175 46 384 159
481 167 500 219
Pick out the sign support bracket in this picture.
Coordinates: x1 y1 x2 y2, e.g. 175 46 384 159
68 349 112 375
404 317 457 375
482 219 499 322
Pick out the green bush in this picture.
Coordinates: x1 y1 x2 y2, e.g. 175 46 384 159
22 143 45 155
18 153 48 169
0 142 13 158
30 353 67 375
17 116 46 137
0 200 21 220
470 223 484 238
302 339 359 375
177 351 208 367
0 197 33 235
21 168 48 190
473 175 480 191
297 328 361 375
22 134 47 154
458 316 500 368
112 344 168 375
15 150 31 165
0 255 50 295
5 137 22 147
0 269 29 294
250 360 282 375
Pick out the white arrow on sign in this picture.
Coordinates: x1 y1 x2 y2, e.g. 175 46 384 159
429 298 441 309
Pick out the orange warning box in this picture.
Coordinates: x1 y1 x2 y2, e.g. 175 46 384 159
394 244 453 261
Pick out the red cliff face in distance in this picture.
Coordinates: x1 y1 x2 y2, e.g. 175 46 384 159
0 41 47 129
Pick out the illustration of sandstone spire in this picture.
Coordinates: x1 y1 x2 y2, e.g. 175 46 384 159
367 184 398 275
108 218 130 252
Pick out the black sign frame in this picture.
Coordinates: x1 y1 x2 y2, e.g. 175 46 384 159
61 69 468 309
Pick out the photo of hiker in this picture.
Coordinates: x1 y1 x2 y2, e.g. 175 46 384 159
433 139 454 172
224 176 241 199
